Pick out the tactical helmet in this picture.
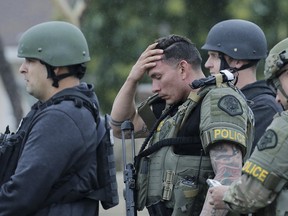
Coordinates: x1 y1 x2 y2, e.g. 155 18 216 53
264 38 288 81
202 19 267 60
17 21 90 66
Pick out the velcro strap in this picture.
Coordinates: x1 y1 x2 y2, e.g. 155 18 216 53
215 74 223 87
264 172 287 193
264 172 287 192
188 91 200 102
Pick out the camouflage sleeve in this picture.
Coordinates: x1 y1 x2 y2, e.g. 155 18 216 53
223 112 288 213
199 86 252 156
223 174 277 213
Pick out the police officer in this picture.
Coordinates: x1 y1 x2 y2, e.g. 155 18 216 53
111 35 253 215
202 19 283 152
0 21 101 215
209 38 288 216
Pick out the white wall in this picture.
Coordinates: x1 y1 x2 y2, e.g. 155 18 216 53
0 76 16 131
0 46 31 132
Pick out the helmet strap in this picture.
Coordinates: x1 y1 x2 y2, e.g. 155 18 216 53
219 53 239 85
52 73 75 88
278 83 288 102
273 75 288 102
219 53 259 72
42 62 75 88
237 60 258 72
219 53 231 71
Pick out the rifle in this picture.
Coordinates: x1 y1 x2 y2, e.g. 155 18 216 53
121 120 137 216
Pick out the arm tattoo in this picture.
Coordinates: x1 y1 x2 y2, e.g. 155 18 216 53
209 143 242 185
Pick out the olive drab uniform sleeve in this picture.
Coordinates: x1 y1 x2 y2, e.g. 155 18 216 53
199 84 253 157
223 111 288 215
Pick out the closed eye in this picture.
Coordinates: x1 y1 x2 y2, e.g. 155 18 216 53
150 73 162 80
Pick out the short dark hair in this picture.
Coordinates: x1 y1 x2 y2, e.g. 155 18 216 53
67 63 86 79
155 34 202 69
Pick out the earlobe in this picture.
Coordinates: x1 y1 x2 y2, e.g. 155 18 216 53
53 67 60 75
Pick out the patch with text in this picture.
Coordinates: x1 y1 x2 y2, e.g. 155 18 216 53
213 128 245 145
242 161 269 183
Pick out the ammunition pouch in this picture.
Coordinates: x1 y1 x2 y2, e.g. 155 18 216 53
136 157 150 210
170 173 200 216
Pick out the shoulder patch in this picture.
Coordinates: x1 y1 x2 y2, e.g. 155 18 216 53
218 95 243 116
257 129 277 151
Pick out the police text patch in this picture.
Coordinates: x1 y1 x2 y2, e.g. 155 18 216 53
242 161 269 183
213 128 245 145
257 129 277 151
218 95 243 116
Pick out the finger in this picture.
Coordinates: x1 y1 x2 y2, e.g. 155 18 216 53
143 49 163 61
143 43 163 56
145 54 162 64
138 50 162 65
145 42 158 51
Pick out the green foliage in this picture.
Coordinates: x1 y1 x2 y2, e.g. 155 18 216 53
222 0 288 78
80 0 288 113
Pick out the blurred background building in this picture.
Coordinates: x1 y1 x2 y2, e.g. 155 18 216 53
0 0 53 131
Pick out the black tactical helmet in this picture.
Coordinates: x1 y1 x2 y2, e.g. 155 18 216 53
202 19 267 60
17 21 90 66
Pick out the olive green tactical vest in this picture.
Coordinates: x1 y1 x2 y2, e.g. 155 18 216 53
137 91 214 216
136 82 254 216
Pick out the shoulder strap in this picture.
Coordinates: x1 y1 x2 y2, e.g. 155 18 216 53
52 88 100 122
52 89 106 145
180 91 202 128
